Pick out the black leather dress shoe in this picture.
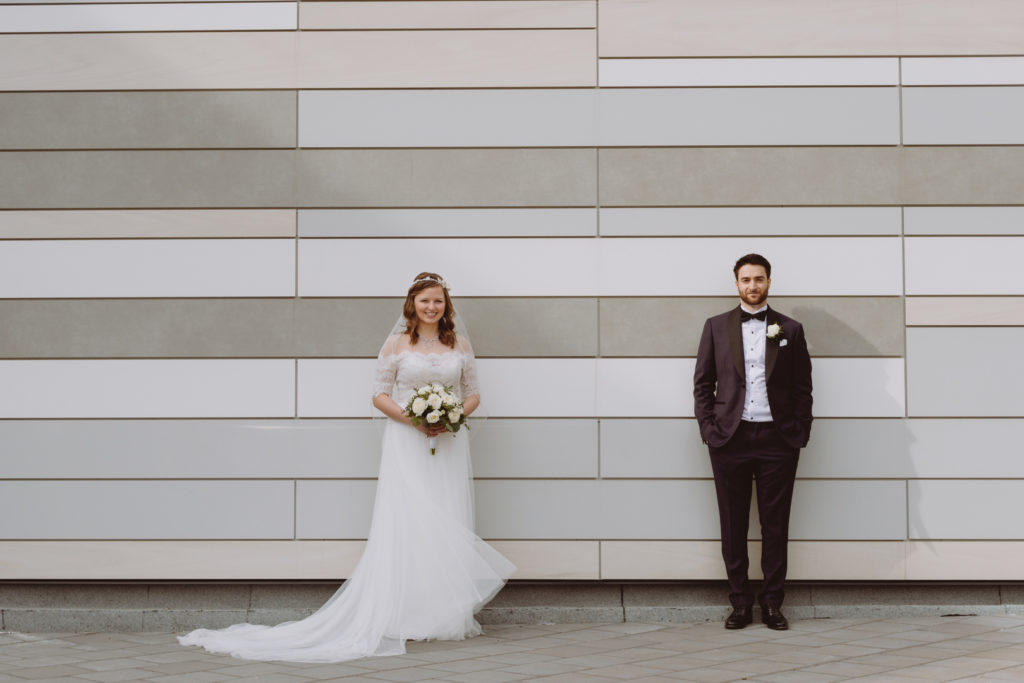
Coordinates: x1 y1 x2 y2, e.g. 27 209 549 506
724 606 753 629
760 604 789 630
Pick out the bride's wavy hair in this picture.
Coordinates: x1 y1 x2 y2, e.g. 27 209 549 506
403 272 457 348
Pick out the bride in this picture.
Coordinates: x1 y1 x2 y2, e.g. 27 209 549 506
178 272 515 662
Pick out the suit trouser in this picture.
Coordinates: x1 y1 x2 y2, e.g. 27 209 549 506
709 420 800 608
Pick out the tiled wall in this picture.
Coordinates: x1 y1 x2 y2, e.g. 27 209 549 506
2 0 1023 582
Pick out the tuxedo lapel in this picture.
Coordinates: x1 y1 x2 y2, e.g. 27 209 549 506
727 307 744 380
765 306 779 380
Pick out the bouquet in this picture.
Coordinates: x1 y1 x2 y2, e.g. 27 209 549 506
403 383 468 454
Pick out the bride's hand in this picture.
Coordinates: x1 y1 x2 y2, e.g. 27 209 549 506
416 423 447 437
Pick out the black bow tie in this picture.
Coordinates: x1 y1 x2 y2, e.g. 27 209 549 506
740 309 767 322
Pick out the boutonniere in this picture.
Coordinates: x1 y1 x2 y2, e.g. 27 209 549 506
766 322 785 344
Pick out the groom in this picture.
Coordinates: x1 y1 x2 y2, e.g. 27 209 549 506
692 254 813 630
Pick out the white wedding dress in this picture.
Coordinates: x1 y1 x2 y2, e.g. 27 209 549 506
179 338 515 662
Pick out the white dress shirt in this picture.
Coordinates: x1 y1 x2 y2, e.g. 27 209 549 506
740 305 774 422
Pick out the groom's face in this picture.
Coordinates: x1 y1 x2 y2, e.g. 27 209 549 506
735 264 770 308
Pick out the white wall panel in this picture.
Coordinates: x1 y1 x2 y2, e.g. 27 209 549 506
475 481 601 538
904 420 1024 478
599 57 898 87
600 207 900 237
296 480 378 540
298 238 600 297
472 420 598 478
596 358 691 417
0 3 295 32
911 481 1024 540
905 207 1024 236
297 359 377 418
0 210 295 239
0 239 294 298
601 420 711 478
907 328 1024 417
903 57 1024 85
596 237 903 296
906 237 1024 295
0 360 295 418
0 481 294 540
791 481 906 540
812 358 905 418
299 90 596 148
598 88 898 146
598 481 720 539
299 209 596 238
300 1 595 30
904 87 1024 144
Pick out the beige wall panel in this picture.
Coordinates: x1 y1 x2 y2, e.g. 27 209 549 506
0 92 296 150
0 541 367 580
0 151 295 209
907 541 1024 581
489 541 599 580
601 541 905 580
907 297 1024 326
0 3 295 32
598 0 1024 57
300 1 595 29
0 210 295 239
296 30 595 88
0 33 297 91
0 540 591 580
599 297 904 357
599 147 1024 206
296 149 596 208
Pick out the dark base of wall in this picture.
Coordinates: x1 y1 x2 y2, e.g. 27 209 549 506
2 581 1023 632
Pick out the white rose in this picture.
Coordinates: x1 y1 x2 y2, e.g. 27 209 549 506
427 393 442 410
767 323 781 338
418 386 430 396
448 408 462 423
411 397 427 416
431 383 443 393
426 410 442 424
442 392 455 408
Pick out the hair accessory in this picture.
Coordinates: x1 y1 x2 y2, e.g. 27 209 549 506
412 276 448 290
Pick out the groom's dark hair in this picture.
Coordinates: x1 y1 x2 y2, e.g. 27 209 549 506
733 253 771 279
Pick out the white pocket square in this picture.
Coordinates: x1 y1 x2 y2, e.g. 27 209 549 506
779 339 788 347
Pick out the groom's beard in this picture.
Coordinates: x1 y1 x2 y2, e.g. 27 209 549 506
740 289 768 308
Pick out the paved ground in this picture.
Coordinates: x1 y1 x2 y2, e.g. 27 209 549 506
3 614 1024 682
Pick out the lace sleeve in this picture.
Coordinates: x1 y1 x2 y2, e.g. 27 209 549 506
372 336 400 399
458 336 480 399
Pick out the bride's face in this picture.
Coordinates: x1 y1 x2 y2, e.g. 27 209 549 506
413 286 446 327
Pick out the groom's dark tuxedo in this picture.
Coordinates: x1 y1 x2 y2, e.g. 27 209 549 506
693 305 812 610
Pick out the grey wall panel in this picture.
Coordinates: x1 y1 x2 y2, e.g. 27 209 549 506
0 420 381 479
0 92 297 150
790 481 906 540
602 419 917 480
903 87 1024 145
910 481 1024 540
600 207 901 237
599 297 903 357
907 328 1024 417
298 208 596 238
905 419 1024 478
298 88 897 147
475 481 601 538
597 88 898 146
0 151 295 209
299 89 596 148
472 420 598 478
0 481 294 539
905 207 1024 236
598 481 720 538
600 419 712 478
457 298 598 357
296 480 378 539
598 0 1024 57
0 300 295 358
295 149 597 207
599 147 1024 206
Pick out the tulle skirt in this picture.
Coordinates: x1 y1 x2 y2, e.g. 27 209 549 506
178 421 515 662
